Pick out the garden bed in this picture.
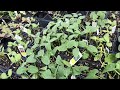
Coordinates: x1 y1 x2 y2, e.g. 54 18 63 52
0 11 120 79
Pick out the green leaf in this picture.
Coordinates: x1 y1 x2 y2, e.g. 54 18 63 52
41 55 50 65
16 67 27 75
103 63 116 73
97 11 105 19
82 51 89 59
106 42 112 47
37 50 44 57
68 34 78 40
64 14 73 18
64 68 72 77
90 12 98 21
48 63 56 73
103 33 110 43
31 23 38 28
85 69 99 79
35 37 40 44
72 66 81 75
118 36 120 43
1 73 8 79
9 57 16 63
72 48 80 58
40 66 47 71
78 41 87 48
8 69 12 77
87 45 98 53
116 53 120 58
67 40 78 48
105 54 116 64
45 43 51 51
66 28 74 33
116 61 120 69
118 45 120 51
21 75 29 79
26 54 36 63
15 54 21 62
41 69 54 79
49 38 58 42
26 48 33 55
31 74 38 79
79 66 89 72
90 36 97 41
62 60 71 67
94 54 102 61
58 44 67 51
28 65 38 74
79 16 85 19
56 55 63 65
57 66 65 78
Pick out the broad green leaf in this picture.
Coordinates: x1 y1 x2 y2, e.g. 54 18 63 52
26 54 36 63
68 34 78 40
62 60 71 67
56 55 63 65
31 74 38 79
79 66 89 72
97 11 105 19
21 75 29 79
116 53 120 58
66 28 74 33
9 57 16 63
57 66 65 78
116 61 120 69
72 13 78 17
28 65 38 74
41 69 54 79
72 66 81 75
17 67 27 75
15 54 21 62
90 36 97 41
26 49 33 55
67 40 78 48
48 63 56 74
31 23 38 28
78 41 87 48
41 55 50 65
106 42 112 47
1 73 8 79
118 36 120 43
90 12 98 21
8 69 12 77
49 38 58 42
103 33 110 43
45 43 51 51
35 37 40 44
72 48 80 58
40 66 47 71
82 51 89 59
87 45 98 53
58 44 67 51
85 69 99 79
64 68 72 77
118 45 120 51
37 50 44 57
94 54 102 61
79 16 85 19
103 63 116 73
105 54 116 64
64 14 73 18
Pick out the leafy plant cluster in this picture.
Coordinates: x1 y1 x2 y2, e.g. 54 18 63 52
0 11 120 79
